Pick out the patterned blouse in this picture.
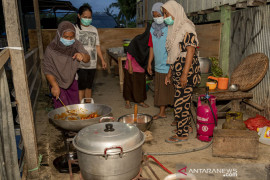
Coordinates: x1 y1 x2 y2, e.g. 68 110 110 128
171 33 201 88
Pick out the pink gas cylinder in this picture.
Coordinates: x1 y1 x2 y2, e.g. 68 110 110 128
196 95 218 142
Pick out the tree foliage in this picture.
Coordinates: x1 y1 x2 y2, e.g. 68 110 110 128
108 0 136 27
59 13 77 24
117 0 136 21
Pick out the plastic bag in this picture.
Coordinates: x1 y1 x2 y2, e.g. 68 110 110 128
244 115 270 131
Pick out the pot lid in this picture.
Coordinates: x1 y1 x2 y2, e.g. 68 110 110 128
73 122 144 154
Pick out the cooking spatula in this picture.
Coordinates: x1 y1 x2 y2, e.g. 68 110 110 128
58 98 79 119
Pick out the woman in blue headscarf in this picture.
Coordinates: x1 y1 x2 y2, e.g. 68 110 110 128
147 2 174 120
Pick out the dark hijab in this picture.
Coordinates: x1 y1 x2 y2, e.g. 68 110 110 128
127 23 151 69
42 21 88 89
48 21 80 56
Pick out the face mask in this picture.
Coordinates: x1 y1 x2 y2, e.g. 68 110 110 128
81 18 92 26
164 16 174 25
153 17 164 24
60 37 75 46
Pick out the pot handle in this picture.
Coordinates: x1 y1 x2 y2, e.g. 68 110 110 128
80 98 94 104
99 117 115 123
104 146 123 160
208 76 218 81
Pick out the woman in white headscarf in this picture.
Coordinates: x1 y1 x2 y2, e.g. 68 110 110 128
162 0 201 143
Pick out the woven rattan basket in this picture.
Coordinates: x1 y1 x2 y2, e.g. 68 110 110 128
230 53 269 91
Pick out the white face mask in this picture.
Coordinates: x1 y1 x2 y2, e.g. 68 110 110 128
153 17 164 24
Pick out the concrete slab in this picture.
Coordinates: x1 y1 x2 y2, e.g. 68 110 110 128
35 70 270 180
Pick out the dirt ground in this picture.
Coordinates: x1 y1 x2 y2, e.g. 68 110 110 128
35 70 270 180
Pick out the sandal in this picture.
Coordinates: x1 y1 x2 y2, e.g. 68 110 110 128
171 120 177 126
165 135 188 143
153 115 167 120
172 129 177 134
138 103 149 108
125 103 132 109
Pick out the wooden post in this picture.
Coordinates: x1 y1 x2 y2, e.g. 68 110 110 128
144 0 148 26
17 0 26 52
1 0 39 178
207 12 220 22
33 0 47 88
220 5 231 77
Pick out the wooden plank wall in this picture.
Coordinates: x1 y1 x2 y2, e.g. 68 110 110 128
28 28 145 55
29 23 221 60
97 28 145 56
29 28 146 68
196 23 221 58
28 29 56 52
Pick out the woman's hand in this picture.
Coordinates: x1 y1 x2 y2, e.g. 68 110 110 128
51 85 60 99
101 60 107 70
180 46 194 88
147 47 154 75
73 53 84 61
165 73 171 85
147 64 152 75
180 73 188 88
45 74 60 99
128 66 133 74
127 59 133 74
165 68 172 85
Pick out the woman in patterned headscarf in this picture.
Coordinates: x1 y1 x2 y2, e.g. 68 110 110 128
42 21 90 108
162 0 201 143
147 2 174 120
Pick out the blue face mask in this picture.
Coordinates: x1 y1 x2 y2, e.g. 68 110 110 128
164 16 174 25
81 18 92 26
60 37 75 46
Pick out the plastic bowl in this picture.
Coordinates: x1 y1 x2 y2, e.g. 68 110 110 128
206 82 217 90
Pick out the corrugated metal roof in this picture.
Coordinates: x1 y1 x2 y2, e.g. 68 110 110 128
142 0 270 18
180 0 270 13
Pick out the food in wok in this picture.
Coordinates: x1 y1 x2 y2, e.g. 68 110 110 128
48 103 112 131
54 111 99 120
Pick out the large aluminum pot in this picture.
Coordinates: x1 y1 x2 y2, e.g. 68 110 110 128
118 113 153 132
73 122 145 180
48 99 112 131
198 57 212 73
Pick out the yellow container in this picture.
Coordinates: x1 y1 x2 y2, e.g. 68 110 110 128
206 82 217 90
